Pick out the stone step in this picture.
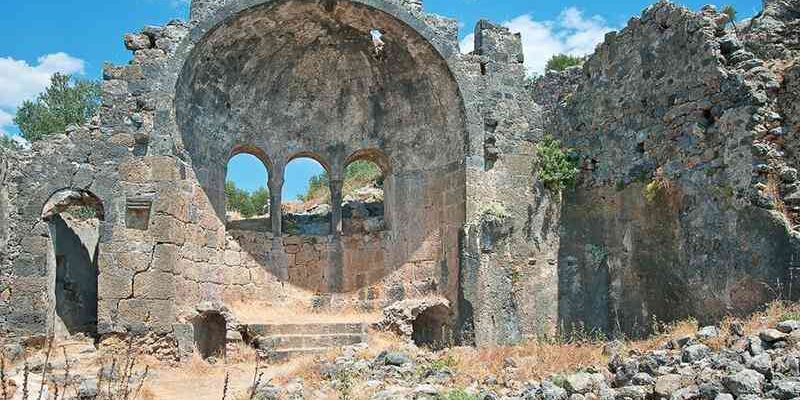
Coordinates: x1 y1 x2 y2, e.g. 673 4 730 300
269 347 330 361
247 322 368 336
261 333 367 350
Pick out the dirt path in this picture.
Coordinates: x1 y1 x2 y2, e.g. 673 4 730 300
144 362 299 400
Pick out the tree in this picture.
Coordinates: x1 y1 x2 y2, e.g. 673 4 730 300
14 73 101 142
225 181 270 218
722 5 738 29
545 54 584 72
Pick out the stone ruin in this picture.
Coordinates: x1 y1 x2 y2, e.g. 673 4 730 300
0 0 799 359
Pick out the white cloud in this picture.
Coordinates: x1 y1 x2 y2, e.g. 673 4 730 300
0 52 85 139
459 33 476 55
0 109 13 137
460 7 615 76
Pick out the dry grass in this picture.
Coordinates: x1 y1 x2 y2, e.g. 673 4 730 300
447 340 606 384
228 301 381 325
186 352 216 376
228 342 258 365
628 318 699 353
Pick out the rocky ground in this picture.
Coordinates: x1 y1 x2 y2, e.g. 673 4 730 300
5 303 800 399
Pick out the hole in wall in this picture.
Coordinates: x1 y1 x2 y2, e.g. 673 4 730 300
193 312 227 360
226 152 271 232
126 197 152 230
484 136 499 170
412 304 451 350
282 157 331 236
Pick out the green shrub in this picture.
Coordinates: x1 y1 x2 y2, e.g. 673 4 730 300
722 5 737 26
63 205 98 220
781 311 800 322
545 54 584 72
302 160 382 203
14 73 101 142
437 389 480 400
535 135 580 191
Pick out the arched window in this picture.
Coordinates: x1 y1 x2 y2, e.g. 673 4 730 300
282 156 331 236
225 152 270 232
343 151 388 235
41 189 104 338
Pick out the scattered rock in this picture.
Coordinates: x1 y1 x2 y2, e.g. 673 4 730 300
682 344 711 363
697 326 719 340
759 329 788 343
722 369 765 396
777 320 800 333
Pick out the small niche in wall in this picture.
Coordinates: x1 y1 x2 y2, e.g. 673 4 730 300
126 197 153 230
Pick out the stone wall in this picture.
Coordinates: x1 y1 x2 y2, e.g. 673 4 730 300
0 0 486 344
538 1 800 336
457 21 559 345
8 0 798 349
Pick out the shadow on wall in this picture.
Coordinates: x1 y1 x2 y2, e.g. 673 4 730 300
174 1 467 296
557 182 799 338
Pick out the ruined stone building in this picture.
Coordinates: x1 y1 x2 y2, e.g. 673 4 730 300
1 0 799 357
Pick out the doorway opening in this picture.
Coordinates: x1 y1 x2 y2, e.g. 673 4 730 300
42 189 104 338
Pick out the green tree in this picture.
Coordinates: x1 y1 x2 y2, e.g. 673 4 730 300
14 73 101 142
545 54 584 72
536 135 580 191
250 187 270 215
722 5 737 28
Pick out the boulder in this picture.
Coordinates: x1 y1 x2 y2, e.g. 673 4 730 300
682 344 711 363
777 320 800 333
759 329 788 343
722 369 765 396
697 326 720 340
563 372 606 394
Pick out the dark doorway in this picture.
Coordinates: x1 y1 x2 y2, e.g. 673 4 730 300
412 305 450 349
50 208 101 337
193 312 227 360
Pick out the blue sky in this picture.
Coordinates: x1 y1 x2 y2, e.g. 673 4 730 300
0 0 762 199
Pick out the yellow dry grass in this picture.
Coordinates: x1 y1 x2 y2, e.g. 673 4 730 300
704 301 800 350
448 340 607 384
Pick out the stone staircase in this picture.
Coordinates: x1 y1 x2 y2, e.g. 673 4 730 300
246 322 369 361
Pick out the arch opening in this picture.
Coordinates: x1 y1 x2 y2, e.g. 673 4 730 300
282 156 331 236
412 304 451 350
343 156 387 235
42 189 104 339
175 0 468 298
225 152 271 232
193 311 227 360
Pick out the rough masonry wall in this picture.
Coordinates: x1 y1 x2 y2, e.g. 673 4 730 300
539 1 800 336
0 148 11 335
458 21 558 345
0 123 127 338
87 0 471 343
